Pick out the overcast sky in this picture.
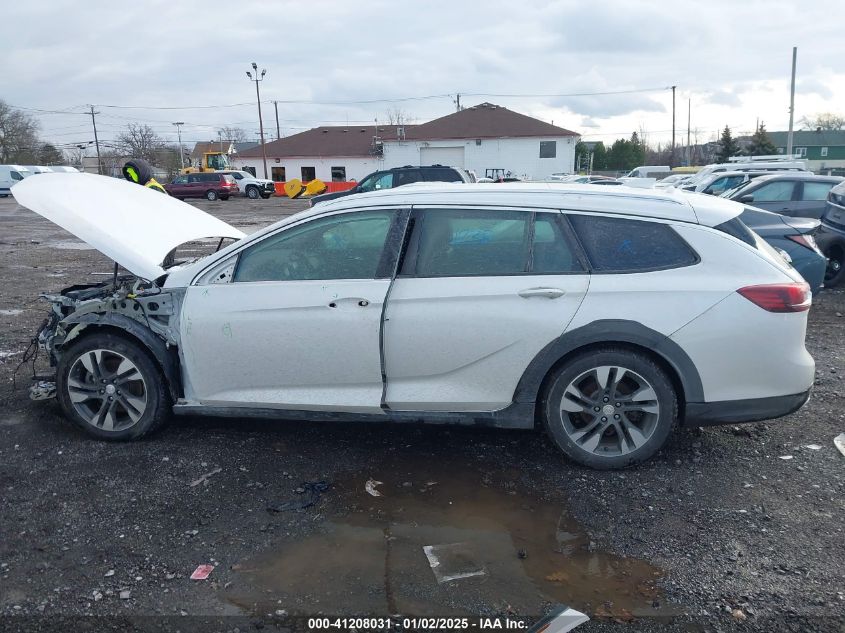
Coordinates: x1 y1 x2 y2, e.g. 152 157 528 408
3 0 843 153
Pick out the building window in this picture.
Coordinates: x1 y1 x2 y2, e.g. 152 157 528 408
244 166 256 177
331 166 347 182
301 166 316 182
271 166 286 182
821 147 829 157
795 147 807 157
539 141 557 158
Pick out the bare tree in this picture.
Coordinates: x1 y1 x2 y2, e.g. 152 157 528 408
0 100 40 163
799 112 845 131
219 126 248 143
384 107 409 126
116 124 165 164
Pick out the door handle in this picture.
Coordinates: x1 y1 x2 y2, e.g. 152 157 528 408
328 298 370 308
518 287 565 299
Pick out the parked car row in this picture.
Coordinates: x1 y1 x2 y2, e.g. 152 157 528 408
164 170 275 201
0 164 79 196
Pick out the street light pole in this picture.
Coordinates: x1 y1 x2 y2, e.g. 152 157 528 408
172 122 185 169
246 62 269 179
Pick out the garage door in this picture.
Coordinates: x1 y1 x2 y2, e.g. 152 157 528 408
420 146 465 168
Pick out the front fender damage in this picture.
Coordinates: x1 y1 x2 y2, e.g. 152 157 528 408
34 280 185 401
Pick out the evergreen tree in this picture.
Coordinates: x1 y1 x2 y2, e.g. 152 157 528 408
746 122 777 156
716 125 741 162
574 141 589 172
592 142 608 171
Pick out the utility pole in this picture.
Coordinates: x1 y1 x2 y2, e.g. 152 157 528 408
246 62 269 179
273 101 281 140
671 85 676 168
172 122 185 169
787 46 797 157
455 93 461 112
89 105 102 175
687 99 691 166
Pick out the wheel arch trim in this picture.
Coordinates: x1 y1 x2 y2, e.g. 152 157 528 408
512 319 704 412
57 312 182 401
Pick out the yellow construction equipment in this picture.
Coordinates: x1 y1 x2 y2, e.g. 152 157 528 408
181 152 230 174
283 178 327 199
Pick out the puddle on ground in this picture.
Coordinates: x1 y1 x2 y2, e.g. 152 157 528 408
227 459 671 621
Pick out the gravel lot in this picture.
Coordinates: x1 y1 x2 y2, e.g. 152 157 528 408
0 194 843 633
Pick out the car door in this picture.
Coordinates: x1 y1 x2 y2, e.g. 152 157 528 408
186 174 203 197
793 181 836 218
170 175 189 196
382 207 589 411
180 208 407 412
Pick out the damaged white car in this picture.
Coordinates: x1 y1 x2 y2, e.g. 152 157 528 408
16 173 814 469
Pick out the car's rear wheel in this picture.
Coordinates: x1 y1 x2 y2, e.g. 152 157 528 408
56 333 170 440
824 244 845 287
246 185 260 199
205 190 218 201
542 347 677 469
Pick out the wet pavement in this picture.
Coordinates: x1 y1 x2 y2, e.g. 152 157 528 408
227 457 666 621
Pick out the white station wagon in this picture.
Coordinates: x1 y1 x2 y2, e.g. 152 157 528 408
14 174 814 468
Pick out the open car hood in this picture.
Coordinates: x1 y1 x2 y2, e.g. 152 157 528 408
12 172 245 280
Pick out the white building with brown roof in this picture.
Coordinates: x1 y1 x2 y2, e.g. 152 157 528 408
382 103 578 180
234 102 579 183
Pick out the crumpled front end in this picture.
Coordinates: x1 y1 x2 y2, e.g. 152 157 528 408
33 276 185 400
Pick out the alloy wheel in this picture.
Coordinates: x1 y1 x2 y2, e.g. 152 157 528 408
559 365 660 456
66 349 148 432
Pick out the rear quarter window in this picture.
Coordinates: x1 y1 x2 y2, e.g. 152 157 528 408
568 214 698 272
715 214 757 247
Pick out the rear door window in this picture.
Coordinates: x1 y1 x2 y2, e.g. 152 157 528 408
405 210 584 277
395 170 422 187
411 209 530 276
568 214 698 272
801 181 835 200
423 168 461 182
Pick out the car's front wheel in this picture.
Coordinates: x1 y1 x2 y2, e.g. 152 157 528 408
205 190 218 201
56 333 170 440
542 347 677 469
246 185 260 199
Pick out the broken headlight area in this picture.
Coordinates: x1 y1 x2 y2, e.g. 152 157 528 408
37 275 182 369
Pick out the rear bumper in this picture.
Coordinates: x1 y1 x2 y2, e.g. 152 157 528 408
683 389 811 427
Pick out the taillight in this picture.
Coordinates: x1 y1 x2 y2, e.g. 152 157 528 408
786 234 819 252
737 282 811 313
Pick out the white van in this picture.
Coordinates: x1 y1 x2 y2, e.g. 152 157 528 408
22 166 55 175
685 157 807 187
626 165 670 179
0 165 31 197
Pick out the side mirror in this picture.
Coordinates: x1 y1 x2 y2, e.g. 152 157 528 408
703 187 714 195
355 185 363 193
739 194 754 203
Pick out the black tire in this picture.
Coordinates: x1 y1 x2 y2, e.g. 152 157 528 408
246 185 260 199
122 159 153 184
205 190 218 201
56 332 170 441
823 244 845 287
541 347 677 469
